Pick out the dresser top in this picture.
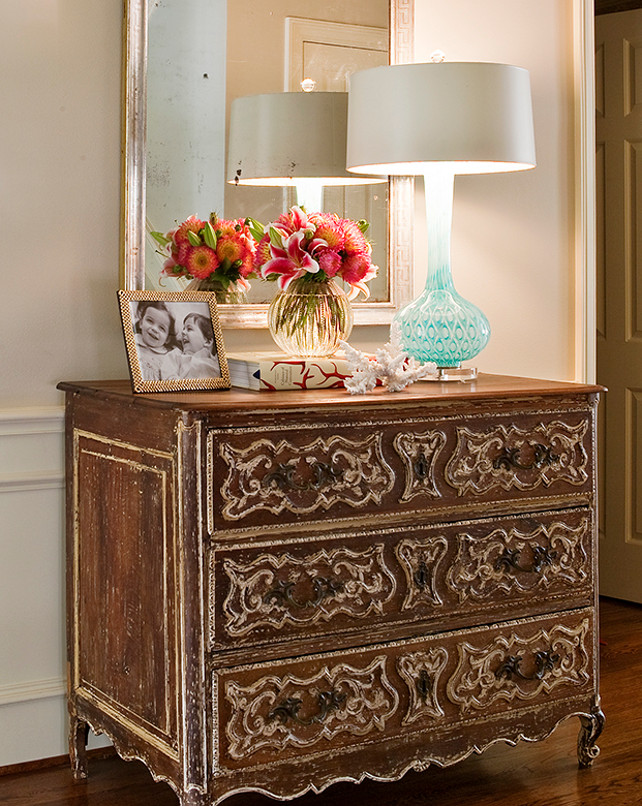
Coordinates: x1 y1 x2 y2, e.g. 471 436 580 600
58 374 602 414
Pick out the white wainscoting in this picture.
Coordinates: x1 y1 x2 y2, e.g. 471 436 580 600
0 407 109 767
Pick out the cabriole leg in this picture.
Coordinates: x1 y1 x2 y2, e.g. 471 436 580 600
69 712 90 779
577 706 605 767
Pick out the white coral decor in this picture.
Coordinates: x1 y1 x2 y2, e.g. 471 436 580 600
339 324 437 394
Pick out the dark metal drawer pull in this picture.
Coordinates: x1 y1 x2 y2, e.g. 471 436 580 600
263 461 344 492
267 689 347 726
494 545 558 574
493 443 559 472
495 649 560 682
264 576 345 610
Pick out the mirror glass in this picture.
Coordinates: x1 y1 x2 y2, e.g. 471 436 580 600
123 0 414 327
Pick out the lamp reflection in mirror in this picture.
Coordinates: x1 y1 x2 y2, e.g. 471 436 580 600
226 90 386 213
346 60 536 380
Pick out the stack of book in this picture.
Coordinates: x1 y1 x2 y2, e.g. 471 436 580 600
226 352 355 391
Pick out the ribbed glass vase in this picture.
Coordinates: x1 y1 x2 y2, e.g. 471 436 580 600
187 277 248 305
268 277 353 357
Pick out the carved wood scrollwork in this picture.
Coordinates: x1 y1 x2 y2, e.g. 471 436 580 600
397 648 448 725
216 433 395 520
395 536 448 611
447 619 591 713
220 545 396 639
224 657 399 759
446 519 589 604
393 430 447 502
445 418 590 496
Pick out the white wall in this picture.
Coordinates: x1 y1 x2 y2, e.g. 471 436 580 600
0 0 586 767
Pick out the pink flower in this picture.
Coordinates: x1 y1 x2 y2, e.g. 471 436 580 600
343 220 371 256
345 262 378 300
317 248 342 278
261 228 321 290
254 206 376 299
309 213 345 251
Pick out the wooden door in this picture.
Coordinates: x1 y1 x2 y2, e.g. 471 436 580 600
596 9 642 601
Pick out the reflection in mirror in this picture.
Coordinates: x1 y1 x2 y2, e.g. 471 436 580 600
123 0 414 327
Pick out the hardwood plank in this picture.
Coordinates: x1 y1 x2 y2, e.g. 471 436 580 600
0 597 639 806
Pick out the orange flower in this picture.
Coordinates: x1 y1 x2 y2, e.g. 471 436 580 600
186 245 219 279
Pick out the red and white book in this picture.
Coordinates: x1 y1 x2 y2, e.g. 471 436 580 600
226 352 355 391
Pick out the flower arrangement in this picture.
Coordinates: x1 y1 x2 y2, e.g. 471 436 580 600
151 214 259 296
255 206 377 299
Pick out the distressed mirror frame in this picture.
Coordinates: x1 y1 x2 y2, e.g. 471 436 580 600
120 0 415 328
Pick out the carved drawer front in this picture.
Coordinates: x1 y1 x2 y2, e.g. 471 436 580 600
212 609 594 774
214 647 400 770
208 509 593 650
209 535 398 649
208 426 395 529
446 609 594 719
442 410 593 508
394 609 594 730
400 508 594 622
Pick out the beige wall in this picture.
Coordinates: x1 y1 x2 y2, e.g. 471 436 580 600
415 0 579 382
0 0 587 767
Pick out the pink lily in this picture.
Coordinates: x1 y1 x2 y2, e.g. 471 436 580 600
346 264 378 300
261 227 322 290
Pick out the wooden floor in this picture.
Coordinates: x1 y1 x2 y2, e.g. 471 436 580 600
2 597 642 806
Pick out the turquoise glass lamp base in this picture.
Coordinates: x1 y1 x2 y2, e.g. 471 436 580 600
397 165 491 375
393 286 490 368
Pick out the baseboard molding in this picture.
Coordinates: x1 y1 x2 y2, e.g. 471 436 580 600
0 677 66 706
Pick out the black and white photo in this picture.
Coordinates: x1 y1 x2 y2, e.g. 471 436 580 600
119 290 230 392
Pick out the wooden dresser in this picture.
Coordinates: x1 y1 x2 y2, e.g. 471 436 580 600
58 375 605 806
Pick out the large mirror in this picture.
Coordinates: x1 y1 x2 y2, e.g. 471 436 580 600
122 0 414 328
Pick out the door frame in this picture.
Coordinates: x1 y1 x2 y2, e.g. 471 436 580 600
575 0 597 384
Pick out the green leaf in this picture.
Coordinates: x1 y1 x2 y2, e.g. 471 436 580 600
246 217 265 242
203 221 217 249
151 231 171 247
269 226 284 249
187 230 202 247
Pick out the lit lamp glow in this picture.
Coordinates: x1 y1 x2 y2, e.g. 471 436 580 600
346 60 536 379
227 91 385 212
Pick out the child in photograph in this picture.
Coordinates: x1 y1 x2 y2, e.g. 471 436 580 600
178 312 221 379
133 301 182 380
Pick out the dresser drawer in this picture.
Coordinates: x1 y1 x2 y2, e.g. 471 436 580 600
206 407 593 531
211 608 594 773
207 508 594 651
